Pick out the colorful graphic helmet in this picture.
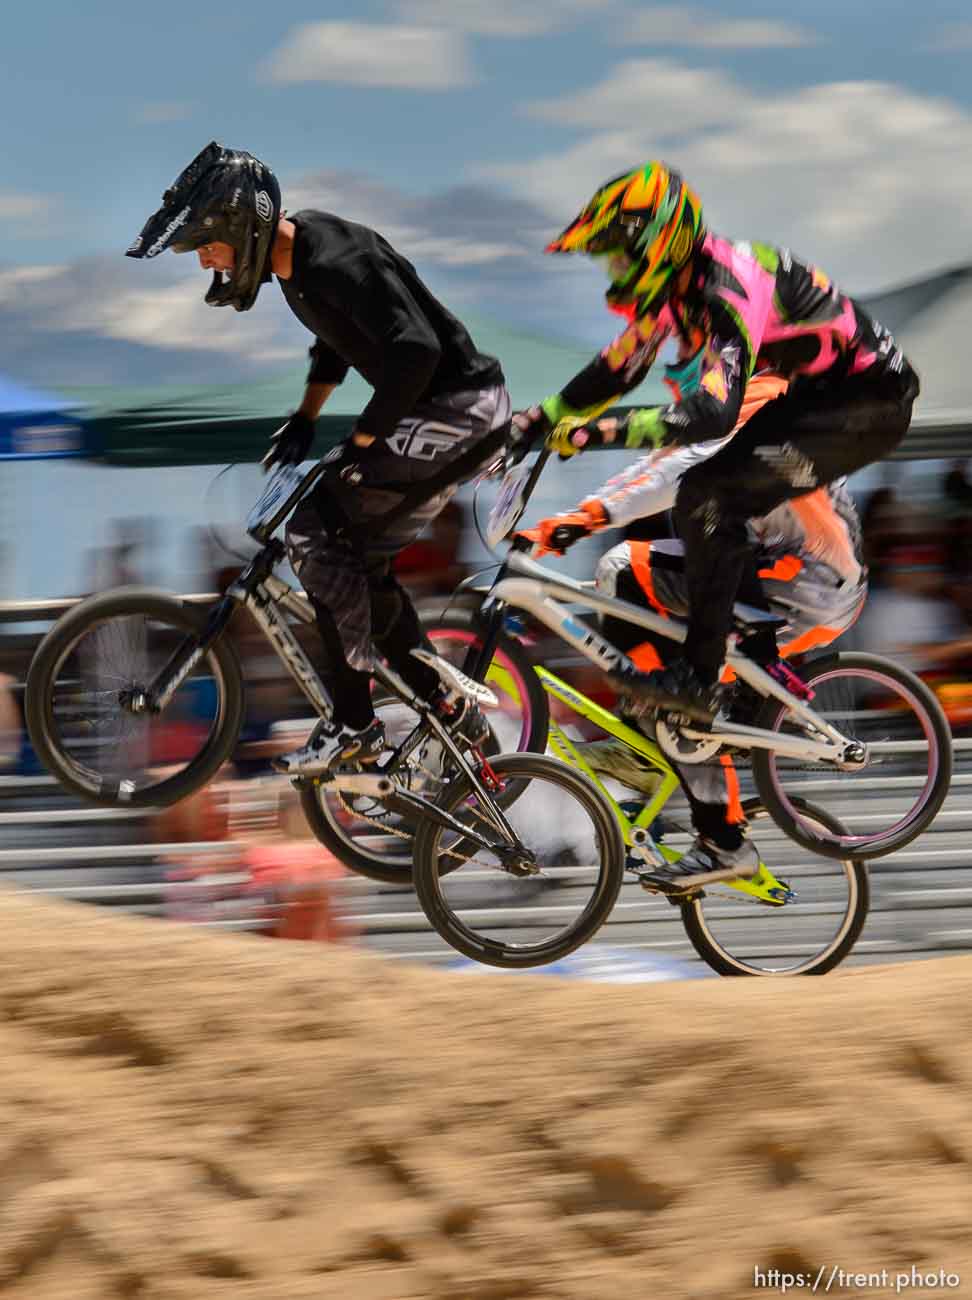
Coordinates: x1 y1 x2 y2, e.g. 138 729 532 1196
546 162 704 312
126 142 281 312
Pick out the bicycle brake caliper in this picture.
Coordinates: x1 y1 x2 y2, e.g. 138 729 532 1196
476 755 505 794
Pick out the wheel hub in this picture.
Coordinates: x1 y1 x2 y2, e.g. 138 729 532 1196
118 687 150 716
837 740 868 771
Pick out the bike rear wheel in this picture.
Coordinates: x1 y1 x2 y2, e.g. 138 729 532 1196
680 797 869 976
752 652 952 860
412 753 625 968
25 587 244 808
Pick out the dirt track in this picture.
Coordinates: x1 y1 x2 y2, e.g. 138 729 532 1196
0 889 968 1299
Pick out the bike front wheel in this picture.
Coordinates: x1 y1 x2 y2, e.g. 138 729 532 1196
412 753 625 968
751 652 952 860
25 587 244 808
680 797 870 976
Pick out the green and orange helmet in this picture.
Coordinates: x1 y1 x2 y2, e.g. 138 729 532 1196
546 162 705 312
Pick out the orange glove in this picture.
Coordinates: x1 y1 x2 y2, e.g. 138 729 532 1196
514 499 608 557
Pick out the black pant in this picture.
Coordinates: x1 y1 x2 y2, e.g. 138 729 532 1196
674 365 919 681
286 385 511 728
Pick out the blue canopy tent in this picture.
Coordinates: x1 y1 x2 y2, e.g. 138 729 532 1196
0 376 97 460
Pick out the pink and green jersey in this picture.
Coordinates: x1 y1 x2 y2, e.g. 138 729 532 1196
546 233 908 448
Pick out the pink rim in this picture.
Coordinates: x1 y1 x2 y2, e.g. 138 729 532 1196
767 666 939 849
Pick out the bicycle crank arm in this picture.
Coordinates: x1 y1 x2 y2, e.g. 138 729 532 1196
682 720 851 763
326 773 397 797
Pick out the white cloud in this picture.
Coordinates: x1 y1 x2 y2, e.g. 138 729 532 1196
485 60 972 293
135 102 194 124
263 22 473 89
282 169 539 267
0 193 55 223
392 0 613 37
619 6 818 49
524 58 746 131
0 258 304 370
62 276 303 363
923 22 972 52
0 265 67 303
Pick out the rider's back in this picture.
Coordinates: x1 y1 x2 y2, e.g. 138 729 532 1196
701 235 906 385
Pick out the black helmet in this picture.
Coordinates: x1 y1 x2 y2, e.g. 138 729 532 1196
126 141 282 312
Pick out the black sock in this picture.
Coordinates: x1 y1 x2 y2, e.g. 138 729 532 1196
693 804 745 851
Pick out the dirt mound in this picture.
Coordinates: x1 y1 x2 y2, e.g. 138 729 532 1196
0 890 968 1299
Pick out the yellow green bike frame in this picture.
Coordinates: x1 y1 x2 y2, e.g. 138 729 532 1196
531 665 792 906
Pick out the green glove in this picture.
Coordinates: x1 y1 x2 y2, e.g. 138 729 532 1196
623 408 668 449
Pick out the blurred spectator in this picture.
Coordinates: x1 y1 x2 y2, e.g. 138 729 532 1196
162 778 354 943
942 461 972 623
944 459 972 511
855 542 965 673
83 517 160 594
240 784 355 942
0 672 22 770
859 487 902 589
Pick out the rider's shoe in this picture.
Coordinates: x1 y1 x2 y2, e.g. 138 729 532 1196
610 658 722 724
272 717 386 776
637 835 760 894
577 737 664 797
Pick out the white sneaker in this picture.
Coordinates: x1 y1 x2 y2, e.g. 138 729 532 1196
577 737 664 796
272 718 385 777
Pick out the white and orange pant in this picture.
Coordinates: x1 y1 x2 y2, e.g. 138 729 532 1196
596 536 866 846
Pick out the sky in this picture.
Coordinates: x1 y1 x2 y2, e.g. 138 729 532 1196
2 0 972 387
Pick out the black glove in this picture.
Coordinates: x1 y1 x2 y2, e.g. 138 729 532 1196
509 405 553 462
261 411 316 471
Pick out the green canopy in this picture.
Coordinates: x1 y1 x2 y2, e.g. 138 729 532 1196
63 318 669 467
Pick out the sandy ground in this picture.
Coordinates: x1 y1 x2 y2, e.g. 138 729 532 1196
0 891 969 1300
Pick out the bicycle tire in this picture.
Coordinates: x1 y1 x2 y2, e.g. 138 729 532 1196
422 608 549 754
412 752 625 968
680 796 870 976
25 586 244 808
751 651 952 861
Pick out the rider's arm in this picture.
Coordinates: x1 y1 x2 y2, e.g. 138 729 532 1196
297 381 338 421
307 338 350 387
559 372 790 528
589 440 734 527
538 311 673 431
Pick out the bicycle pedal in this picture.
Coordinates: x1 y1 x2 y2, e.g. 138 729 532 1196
411 649 499 708
640 864 757 895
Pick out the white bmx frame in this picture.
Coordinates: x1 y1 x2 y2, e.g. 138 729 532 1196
490 550 864 766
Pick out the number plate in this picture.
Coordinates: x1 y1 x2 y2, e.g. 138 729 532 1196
246 464 309 538
486 461 532 548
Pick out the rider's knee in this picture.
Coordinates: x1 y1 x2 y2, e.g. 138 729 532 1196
595 541 631 595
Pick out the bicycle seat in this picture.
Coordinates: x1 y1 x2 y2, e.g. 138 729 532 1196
730 602 788 632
